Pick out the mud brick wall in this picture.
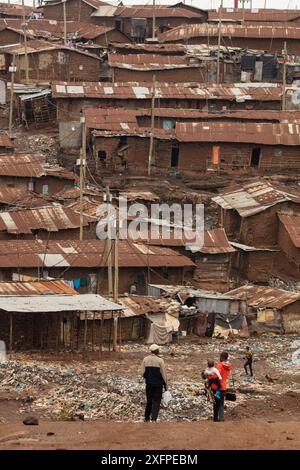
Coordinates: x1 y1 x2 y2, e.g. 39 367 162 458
236 251 277 283
13 50 100 82
278 222 300 267
43 0 94 21
0 29 21 46
282 302 300 333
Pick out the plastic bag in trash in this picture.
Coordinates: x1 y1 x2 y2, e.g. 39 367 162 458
161 390 172 408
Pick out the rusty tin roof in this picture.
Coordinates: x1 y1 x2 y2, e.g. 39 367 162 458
212 179 300 218
0 279 77 296
0 240 195 268
227 284 300 309
278 213 300 248
0 132 14 148
108 53 201 70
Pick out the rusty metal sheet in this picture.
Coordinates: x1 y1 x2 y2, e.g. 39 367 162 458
212 179 300 218
114 6 204 18
158 23 300 43
0 154 45 178
108 53 200 70
52 81 283 102
278 213 300 248
0 206 94 235
227 284 300 309
0 132 13 148
84 107 138 131
0 240 195 268
208 9 300 23
175 121 300 146
110 42 186 54
0 279 77 296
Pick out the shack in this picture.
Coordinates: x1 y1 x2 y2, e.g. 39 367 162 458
158 24 300 56
0 239 195 293
0 153 77 196
0 279 123 350
0 40 102 82
0 131 13 153
227 284 300 334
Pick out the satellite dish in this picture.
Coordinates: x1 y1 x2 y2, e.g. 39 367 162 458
292 90 300 106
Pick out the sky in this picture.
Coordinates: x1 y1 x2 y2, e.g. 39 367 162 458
15 0 300 10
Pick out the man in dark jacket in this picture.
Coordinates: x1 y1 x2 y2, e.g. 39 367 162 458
141 344 168 422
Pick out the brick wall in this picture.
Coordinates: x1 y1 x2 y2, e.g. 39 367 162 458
43 0 94 21
112 67 207 83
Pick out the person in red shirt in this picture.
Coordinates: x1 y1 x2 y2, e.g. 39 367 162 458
212 351 232 422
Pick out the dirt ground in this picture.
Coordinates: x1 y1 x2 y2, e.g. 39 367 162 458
0 335 299 450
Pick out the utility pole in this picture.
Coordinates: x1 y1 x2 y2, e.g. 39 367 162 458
8 55 16 140
113 216 119 303
79 114 86 241
22 0 29 83
63 0 67 45
216 0 223 85
148 74 156 176
105 186 113 298
152 0 156 40
282 41 288 111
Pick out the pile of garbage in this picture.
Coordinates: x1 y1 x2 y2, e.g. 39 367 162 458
0 360 226 422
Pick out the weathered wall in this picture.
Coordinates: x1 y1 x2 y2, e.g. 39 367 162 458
192 253 231 292
0 29 21 46
43 0 94 21
112 67 207 83
0 175 74 196
11 49 101 82
77 316 147 344
95 29 131 46
282 302 300 333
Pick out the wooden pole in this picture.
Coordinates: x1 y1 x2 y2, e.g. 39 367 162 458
22 0 29 83
216 0 223 85
282 41 287 111
152 0 156 40
108 312 112 352
9 314 13 352
63 0 67 46
8 54 16 139
100 312 104 354
84 311 88 351
105 186 113 297
119 312 122 352
79 114 86 241
113 215 119 303
113 314 118 352
92 312 95 352
148 74 156 176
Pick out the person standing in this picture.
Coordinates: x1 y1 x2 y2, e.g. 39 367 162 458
244 346 253 376
212 351 232 422
141 344 168 422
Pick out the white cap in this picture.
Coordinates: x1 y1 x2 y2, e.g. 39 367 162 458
150 344 159 353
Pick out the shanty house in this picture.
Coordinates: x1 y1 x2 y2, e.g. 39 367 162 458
0 239 195 293
51 82 284 128
107 53 204 83
0 154 77 196
175 121 300 175
212 180 300 246
0 279 123 350
0 132 13 153
1 40 102 82
91 5 207 41
158 24 300 56
0 205 96 240
41 0 108 22
227 284 300 334
278 213 300 271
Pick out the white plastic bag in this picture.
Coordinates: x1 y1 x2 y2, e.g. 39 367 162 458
161 390 172 408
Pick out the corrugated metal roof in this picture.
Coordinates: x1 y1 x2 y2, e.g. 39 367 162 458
208 8 300 23
0 206 95 234
0 188 51 208
175 122 300 146
212 179 300 218
0 154 77 180
84 107 138 131
0 132 13 148
108 53 201 71
278 213 300 248
110 42 186 54
119 191 159 202
158 23 300 42
0 2 37 16
0 240 195 268
0 280 77 296
1 39 101 60
67 198 100 218
52 81 283 102
92 5 204 18
227 284 300 309
0 294 123 313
